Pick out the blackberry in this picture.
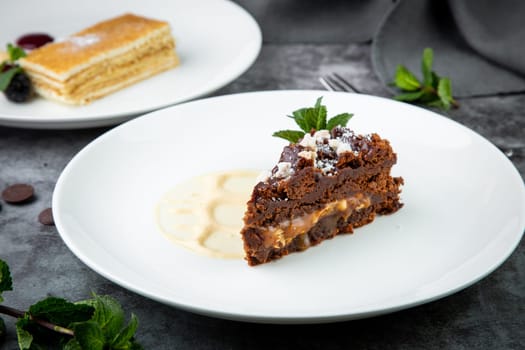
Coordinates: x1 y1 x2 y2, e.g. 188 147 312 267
4 71 33 103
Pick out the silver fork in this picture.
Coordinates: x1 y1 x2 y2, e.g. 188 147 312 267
319 73 359 93
319 73 523 159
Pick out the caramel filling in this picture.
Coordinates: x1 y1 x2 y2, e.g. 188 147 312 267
262 194 371 249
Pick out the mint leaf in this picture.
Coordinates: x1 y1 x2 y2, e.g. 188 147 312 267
0 259 13 302
28 297 94 326
70 321 105 350
111 313 139 349
272 130 305 143
421 48 433 86
424 99 446 109
273 98 354 142
394 65 421 91
326 113 353 130
394 91 425 102
7 43 26 61
82 294 125 342
16 317 34 350
129 342 145 350
0 66 22 91
430 71 440 89
290 97 327 133
64 338 83 350
0 258 142 348
437 77 453 110
290 111 310 133
391 48 457 111
313 97 327 130
303 108 319 133
71 296 142 350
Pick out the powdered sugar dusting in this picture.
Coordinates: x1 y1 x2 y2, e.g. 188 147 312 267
60 34 101 52
268 127 373 181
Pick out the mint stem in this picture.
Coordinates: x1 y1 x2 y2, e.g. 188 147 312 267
0 304 74 336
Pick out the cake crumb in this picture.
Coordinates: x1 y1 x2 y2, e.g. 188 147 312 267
298 150 316 160
299 133 317 150
273 162 294 179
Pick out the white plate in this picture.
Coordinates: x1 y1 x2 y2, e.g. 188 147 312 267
53 91 525 323
0 0 261 129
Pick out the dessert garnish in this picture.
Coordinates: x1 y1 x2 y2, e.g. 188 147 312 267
0 44 33 103
1 183 34 204
273 97 353 143
392 47 458 110
16 33 54 50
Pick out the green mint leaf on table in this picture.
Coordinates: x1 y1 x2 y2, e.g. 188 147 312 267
273 97 354 143
0 259 143 349
85 294 125 342
392 47 458 110
393 90 425 102
29 297 94 327
421 47 433 86
76 294 141 349
437 77 453 109
64 338 83 350
0 259 13 302
70 321 105 350
15 317 33 350
111 313 141 349
394 65 421 91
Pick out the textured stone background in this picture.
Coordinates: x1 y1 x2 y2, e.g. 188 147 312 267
1 1 524 349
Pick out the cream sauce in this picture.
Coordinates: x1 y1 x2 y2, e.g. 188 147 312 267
156 170 259 259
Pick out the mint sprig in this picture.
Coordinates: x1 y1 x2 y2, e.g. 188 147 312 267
0 44 27 92
273 97 353 143
392 48 458 110
7 43 27 61
0 258 142 349
0 260 13 303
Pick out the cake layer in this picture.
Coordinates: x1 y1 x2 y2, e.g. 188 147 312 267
24 34 176 91
244 201 384 265
242 173 402 265
28 46 178 104
257 193 371 250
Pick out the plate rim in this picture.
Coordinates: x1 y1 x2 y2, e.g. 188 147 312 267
52 90 525 323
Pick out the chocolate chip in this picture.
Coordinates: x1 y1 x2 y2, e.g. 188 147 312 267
38 207 54 226
1 183 34 204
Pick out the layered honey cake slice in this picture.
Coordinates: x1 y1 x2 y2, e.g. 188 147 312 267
19 13 179 105
240 98 403 265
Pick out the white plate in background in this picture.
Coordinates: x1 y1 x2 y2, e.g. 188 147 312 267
0 0 261 129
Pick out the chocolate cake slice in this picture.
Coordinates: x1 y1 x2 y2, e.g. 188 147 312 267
240 114 403 265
